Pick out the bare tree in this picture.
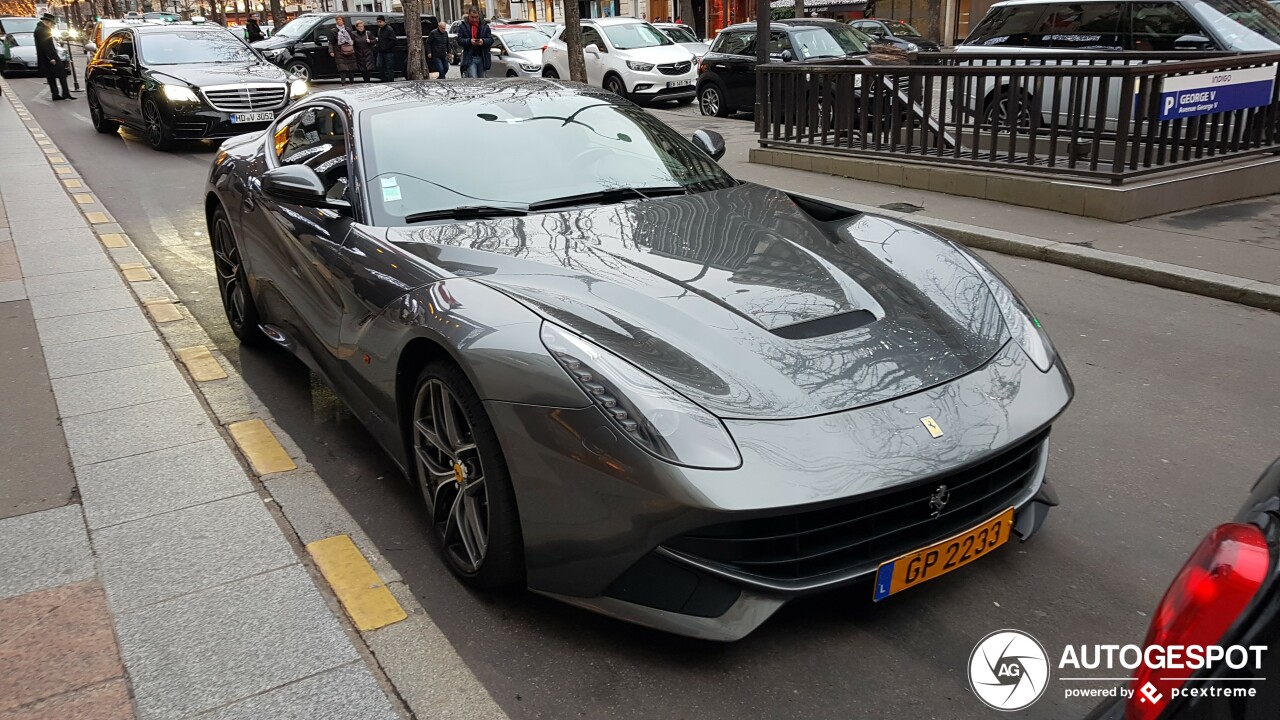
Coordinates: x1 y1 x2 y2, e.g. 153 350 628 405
268 0 283 30
561 1 585 83
403 0 426 80
794 0 804 21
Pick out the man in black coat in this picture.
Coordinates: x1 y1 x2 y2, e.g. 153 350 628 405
427 21 451 78
35 14 73 101
374 16 397 82
245 15 265 43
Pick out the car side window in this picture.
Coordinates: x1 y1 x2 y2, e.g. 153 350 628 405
1131 2 1210 50
314 18 336 44
767 31 792 56
715 30 752 55
966 5 1047 45
272 106 350 201
582 26 605 50
1034 2 1125 49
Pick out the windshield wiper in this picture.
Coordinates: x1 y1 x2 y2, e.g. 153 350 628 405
404 205 529 223
527 186 687 212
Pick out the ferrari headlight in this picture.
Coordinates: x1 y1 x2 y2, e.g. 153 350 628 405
289 78 308 98
541 323 741 469
162 84 200 103
519 62 541 72
957 247 1058 372
626 60 655 71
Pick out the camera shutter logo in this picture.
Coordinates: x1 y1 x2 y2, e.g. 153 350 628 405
968 630 1050 711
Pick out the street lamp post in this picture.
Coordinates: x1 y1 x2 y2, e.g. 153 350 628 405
61 29 81 92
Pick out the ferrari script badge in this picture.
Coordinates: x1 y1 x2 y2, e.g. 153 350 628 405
920 416 944 439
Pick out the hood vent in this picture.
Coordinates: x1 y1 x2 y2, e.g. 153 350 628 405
772 309 876 340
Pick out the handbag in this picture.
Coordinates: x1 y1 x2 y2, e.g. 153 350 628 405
341 43 355 56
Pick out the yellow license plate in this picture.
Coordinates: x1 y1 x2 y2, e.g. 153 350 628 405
872 507 1014 601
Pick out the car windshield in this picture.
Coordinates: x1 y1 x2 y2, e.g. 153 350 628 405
663 25 700 43
883 19 923 36
3 18 39 33
360 91 736 225
8 33 33 45
274 14 321 38
817 23 871 53
139 30 257 64
1189 0 1280 49
496 30 547 50
601 22 673 49
791 28 852 58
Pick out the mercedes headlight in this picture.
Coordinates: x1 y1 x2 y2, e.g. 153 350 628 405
956 247 1058 372
162 84 200 103
626 60 655 71
541 323 741 469
519 62 541 72
289 78 308 98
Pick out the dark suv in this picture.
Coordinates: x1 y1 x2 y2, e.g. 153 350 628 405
252 12 439 81
695 21 869 117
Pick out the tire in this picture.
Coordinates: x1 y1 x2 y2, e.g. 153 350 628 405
603 73 628 99
410 360 524 589
142 97 174 151
542 66 559 79
87 89 119 134
983 88 1034 129
210 204 266 346
699 81 730 117
506 70 517 77
285 60 311 82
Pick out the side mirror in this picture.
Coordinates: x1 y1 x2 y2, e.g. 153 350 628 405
111 54 132 67
85 41 97 54
261 165 350 210
691 128 725 161
492 47 504 56
584 43 600 55
314 34 328 45
1173 34 1214 50
780 49 794 62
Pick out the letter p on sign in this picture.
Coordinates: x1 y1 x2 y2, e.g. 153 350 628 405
1164 96 1176 114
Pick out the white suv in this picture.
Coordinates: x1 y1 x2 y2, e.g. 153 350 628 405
542 17 697 105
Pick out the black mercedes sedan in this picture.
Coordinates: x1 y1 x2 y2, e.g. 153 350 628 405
206 80 1071 640
86 23 306 150
850 18 942 52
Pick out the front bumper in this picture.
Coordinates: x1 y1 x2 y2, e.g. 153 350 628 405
488 339 1072 639
627 70 697 98
163 105 285 141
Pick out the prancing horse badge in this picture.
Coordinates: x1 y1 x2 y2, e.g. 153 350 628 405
920 416 944 439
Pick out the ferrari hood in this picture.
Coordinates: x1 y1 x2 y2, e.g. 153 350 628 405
387 183 1010 420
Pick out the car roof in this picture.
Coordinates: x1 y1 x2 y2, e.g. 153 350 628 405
306 78 612 111
723 21 828 31
130 23 231 34
584 16 646 25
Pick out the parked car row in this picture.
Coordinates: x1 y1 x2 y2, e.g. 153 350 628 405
1 15 70 76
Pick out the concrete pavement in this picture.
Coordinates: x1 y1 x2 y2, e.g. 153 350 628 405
0 81 505 720
653 108 1280 311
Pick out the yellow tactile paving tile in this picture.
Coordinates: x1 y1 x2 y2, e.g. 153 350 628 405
50 156 66 163
142 298 183 323
74 194 94 205
306 535 407 632
118 263 151 282
227 419 297 475
85 212 110 224
98 233 127 248
64 179 83 189
174 345 228 382
54 167 73 175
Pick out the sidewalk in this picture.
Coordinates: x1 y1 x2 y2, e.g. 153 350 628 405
654 110 1280 310
0 90 405 719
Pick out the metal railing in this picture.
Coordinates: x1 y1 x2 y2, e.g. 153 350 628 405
758 51 1280 184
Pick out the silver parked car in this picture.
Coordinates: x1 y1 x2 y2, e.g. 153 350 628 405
654 21 711 61
490 26 548 77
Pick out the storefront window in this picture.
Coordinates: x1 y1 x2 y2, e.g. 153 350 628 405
706 0 752 36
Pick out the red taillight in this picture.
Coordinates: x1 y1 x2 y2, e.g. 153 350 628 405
1126 523 1270 720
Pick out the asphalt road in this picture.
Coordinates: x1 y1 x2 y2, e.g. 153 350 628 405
13 76 1280 720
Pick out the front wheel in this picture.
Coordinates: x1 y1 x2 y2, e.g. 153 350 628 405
542 66 559 79
410 361 523 588
604 74 628 99
210 205 265 345
699 82 730 117
142 97 174 151
285 60 311 82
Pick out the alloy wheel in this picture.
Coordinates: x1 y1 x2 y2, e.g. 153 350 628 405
143 100 164 148
700 86 720 116
212 215 247 331
606 76 625 96
286 62 310 82
413 378 490 573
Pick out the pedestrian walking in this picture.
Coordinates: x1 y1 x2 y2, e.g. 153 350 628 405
428 21 451 78
34 14 73 101
352 20 377 82
329 15 357 84
245 14 265 43
375 16 397 82
456 5 492 79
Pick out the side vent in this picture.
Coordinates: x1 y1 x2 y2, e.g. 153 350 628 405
772 309 876 340
787 193 862 223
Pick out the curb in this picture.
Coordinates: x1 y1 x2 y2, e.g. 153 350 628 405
805 194 1280 313
1 79 508 720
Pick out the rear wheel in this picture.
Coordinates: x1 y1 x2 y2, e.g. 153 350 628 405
411 361 523 588
699 81 730 117
210 205 265 345
88 89 119 134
